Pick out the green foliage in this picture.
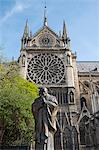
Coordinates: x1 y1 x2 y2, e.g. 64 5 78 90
0 62 38 145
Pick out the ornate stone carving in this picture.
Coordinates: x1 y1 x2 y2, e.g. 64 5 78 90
27 53 65 84
38 33 54 47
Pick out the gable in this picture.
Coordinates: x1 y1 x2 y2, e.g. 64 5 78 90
29 26 61 48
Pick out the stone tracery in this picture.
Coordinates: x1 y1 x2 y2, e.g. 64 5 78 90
27 53 65 84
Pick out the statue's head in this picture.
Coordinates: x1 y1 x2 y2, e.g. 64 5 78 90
39 86 48 96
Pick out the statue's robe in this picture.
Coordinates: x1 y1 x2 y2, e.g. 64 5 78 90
32 94 58 150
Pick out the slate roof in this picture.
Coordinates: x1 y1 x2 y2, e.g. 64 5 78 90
77 61 99 72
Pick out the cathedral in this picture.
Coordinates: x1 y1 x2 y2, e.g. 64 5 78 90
18 11 99 150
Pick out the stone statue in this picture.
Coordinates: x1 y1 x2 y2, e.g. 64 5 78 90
32 87 58 150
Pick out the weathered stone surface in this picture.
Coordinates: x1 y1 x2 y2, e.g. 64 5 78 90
32 87 58 150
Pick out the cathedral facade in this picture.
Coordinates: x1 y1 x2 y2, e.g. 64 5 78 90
19 16 99 150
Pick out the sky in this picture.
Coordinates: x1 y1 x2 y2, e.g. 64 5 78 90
0 0 99 61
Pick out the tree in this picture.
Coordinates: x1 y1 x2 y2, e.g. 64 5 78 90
0 62 38 145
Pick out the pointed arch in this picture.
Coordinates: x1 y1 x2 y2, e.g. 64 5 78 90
69 91 74 103
67 54 70 64
80 97 87 109
79 116 89 145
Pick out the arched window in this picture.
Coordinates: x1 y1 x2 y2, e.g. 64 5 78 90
63 92 68 104
67 55 70 64
80 97 87 109
69 91 74 103
79 116 89 145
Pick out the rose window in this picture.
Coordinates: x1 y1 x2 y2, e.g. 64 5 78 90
27 53 65 84
38 33 54 47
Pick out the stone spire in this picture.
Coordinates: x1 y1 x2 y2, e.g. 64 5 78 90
30 30 32 38
44 3 48 26
21 19 29 49
59 30 61 39
23 19 29 39
62 20 67 42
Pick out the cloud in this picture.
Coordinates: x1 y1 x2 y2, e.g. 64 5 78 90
0 0 31 26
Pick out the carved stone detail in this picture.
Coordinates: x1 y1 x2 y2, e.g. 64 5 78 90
27 53 65 84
